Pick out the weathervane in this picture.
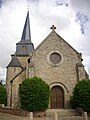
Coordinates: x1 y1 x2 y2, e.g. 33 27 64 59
27 4 29 10
26 0 30 10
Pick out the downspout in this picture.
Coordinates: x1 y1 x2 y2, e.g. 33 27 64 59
9 67 26 107
76 64 79 81
10 81 12 107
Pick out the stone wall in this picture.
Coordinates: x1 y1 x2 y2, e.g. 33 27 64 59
29 31 87 108
0 107 29 116
6 30 87 108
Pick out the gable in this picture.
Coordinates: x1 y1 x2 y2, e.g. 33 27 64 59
33 30 80 59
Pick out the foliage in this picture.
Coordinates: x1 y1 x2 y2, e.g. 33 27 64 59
19 76 50 112
0 80 3 85
70 79 90 112
0 83 6 105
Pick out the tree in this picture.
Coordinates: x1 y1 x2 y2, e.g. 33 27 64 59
0 80 3 85
19 76 50 112
0 83 6 105
70 79 90 112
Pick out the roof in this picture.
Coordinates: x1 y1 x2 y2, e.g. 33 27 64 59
7 56 22 68
21 10 31 42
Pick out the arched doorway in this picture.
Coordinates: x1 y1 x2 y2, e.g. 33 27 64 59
50 86 64 109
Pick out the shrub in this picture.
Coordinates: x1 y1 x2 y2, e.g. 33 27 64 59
70 79 90 112
19 76 50 112
0 84 6 105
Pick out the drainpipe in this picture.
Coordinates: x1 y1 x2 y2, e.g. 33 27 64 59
9 67 26 107
76 64 79 81
10 80 13 107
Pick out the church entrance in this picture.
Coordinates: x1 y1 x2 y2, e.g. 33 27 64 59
50 86 64 109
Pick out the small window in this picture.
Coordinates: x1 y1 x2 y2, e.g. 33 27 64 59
14 68 16 72
47 51 63 67
19 84 21 88
28 58 30 63
22 46 26 51
50 52 61 64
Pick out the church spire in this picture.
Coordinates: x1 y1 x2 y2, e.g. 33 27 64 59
15 10 34 56
21 10 31 42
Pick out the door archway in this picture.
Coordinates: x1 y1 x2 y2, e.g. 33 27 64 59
50 86 64 109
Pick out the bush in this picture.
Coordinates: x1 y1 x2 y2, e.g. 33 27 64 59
70 79 90 112
19 76 50 112
0 84 6 105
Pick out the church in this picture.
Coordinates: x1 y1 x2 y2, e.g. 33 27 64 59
6 10 88 109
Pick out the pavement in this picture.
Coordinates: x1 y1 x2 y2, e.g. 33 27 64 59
0 112 47 120
0 112 28 120
0 112 90 120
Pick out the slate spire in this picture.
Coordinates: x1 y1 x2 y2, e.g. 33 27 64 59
21 10 31 42
15 10 34 56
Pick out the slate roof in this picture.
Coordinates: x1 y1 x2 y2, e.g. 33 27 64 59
7 56 22 68
21 10 31 42
15 10 34 56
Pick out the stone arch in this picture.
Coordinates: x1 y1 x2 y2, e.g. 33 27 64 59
49 82 69 108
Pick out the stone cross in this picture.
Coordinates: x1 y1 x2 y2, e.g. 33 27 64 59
50 25 56 31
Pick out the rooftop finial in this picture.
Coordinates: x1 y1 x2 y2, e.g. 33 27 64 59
27 0 29 11
50 25 56 31
27 4 29 11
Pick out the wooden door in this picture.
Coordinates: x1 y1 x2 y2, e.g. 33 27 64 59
50 86 64 109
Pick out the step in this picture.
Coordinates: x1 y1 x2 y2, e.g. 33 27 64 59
58 116 83 120
46 109 81 116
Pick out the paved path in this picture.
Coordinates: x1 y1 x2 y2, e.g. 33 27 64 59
1 112 89 120
0 112 28 120
0 113 47 120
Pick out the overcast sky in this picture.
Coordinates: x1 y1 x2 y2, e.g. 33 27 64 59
0 0 90 83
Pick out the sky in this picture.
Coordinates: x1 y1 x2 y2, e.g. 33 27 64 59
0 0 90 83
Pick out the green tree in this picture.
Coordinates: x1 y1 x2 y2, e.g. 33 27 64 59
0 83 6 105
70 79 90 112
19 76 50 112
0 80 3 85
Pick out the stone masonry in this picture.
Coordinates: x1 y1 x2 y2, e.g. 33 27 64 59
6 11 88 108
27 29 88 108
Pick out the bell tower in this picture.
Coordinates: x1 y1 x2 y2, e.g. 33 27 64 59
6 10 34 107
16 10 34 56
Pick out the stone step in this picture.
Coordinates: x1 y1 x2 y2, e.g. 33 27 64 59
46 115 83 120
46 109 83 120
58 116 83 120
46 109 81 116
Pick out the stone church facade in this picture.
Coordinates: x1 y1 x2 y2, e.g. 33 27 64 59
6 11 88 108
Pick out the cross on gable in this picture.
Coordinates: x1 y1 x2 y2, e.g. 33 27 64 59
50 25 56 31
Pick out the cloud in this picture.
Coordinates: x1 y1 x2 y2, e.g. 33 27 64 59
0 0 6 8
75 12 88 34
0 67 6 83
71 0 90 15
56 0 69 7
